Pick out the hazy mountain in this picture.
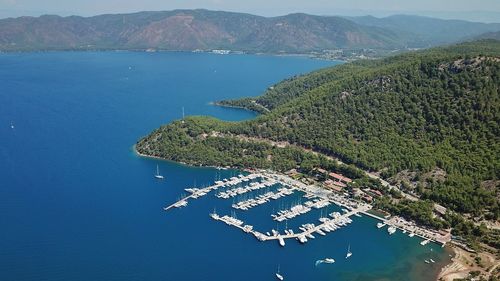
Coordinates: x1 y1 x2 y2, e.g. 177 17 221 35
473 31 500 40
346 14 500 47
0 9 403 52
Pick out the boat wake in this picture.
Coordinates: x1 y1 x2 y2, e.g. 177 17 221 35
315 260 324 267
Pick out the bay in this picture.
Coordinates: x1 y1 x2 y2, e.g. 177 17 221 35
0 51 450 281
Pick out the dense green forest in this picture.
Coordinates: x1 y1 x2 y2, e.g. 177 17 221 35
137 40 500 248
137 117 365 179
218 40 500 217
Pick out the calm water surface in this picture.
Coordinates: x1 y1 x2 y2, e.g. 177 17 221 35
0 51 450 281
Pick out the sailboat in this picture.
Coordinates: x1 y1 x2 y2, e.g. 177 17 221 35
275 265 284 280
154 164 164 179
346 244 352 259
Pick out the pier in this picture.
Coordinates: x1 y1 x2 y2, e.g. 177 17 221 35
232 187 295 210
215 179 277 199
163 173 259 211
210 204 370 246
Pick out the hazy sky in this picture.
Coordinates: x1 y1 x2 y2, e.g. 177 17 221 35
1 0 500 22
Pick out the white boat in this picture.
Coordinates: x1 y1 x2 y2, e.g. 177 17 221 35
424 260 430 264
409 233 415 237
420 239 430 246
297 235 308 244
210 209 219 220
430 259 435 263
278 237 285 247
387 226 396 235
306 233 315 239
323 258 335 264
10 122 14 129
316 229 326 236
276 265 284 280
346 244 352 259
154 164 164 179
377 222 385 228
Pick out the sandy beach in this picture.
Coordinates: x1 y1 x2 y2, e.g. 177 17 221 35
438 247 468 281
438 245 500 281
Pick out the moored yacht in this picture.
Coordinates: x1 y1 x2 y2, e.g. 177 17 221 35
387 226 397 235
420 239 430 246
210 212 219 220
278 236 285 247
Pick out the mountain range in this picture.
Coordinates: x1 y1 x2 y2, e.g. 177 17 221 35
1 9 499 52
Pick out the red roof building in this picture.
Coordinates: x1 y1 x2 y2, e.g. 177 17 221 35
324 180 345 192
328 172 352 183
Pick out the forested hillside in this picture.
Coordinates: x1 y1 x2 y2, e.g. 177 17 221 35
137 40 500 246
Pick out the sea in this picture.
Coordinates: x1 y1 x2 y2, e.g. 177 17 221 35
0 51 451 281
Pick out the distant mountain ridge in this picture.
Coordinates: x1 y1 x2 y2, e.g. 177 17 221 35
346 14 500 47
0 10 402 52
0 10 499 52
474 31 500 41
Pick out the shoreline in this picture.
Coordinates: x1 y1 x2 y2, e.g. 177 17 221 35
133 145 237 170
209 101 261 113
437 246 469 281
0 48 347 62
437 244 500 281
133 144 168 161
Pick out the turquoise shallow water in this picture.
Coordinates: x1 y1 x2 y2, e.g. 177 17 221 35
0 51 450 281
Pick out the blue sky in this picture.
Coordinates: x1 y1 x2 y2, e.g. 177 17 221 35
1 0 499 22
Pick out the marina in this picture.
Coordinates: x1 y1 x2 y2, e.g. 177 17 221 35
162 170 450 247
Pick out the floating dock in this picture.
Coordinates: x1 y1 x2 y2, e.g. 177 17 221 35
210 204 369 246
163 173 258 211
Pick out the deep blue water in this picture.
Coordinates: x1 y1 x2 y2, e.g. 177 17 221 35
0 51 449 281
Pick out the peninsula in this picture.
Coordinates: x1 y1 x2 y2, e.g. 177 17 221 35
137 40 500 280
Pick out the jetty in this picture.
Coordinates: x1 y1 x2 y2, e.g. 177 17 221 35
370 214 450 246
210 203 369 245
163 173 258 211
232 187 294 210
